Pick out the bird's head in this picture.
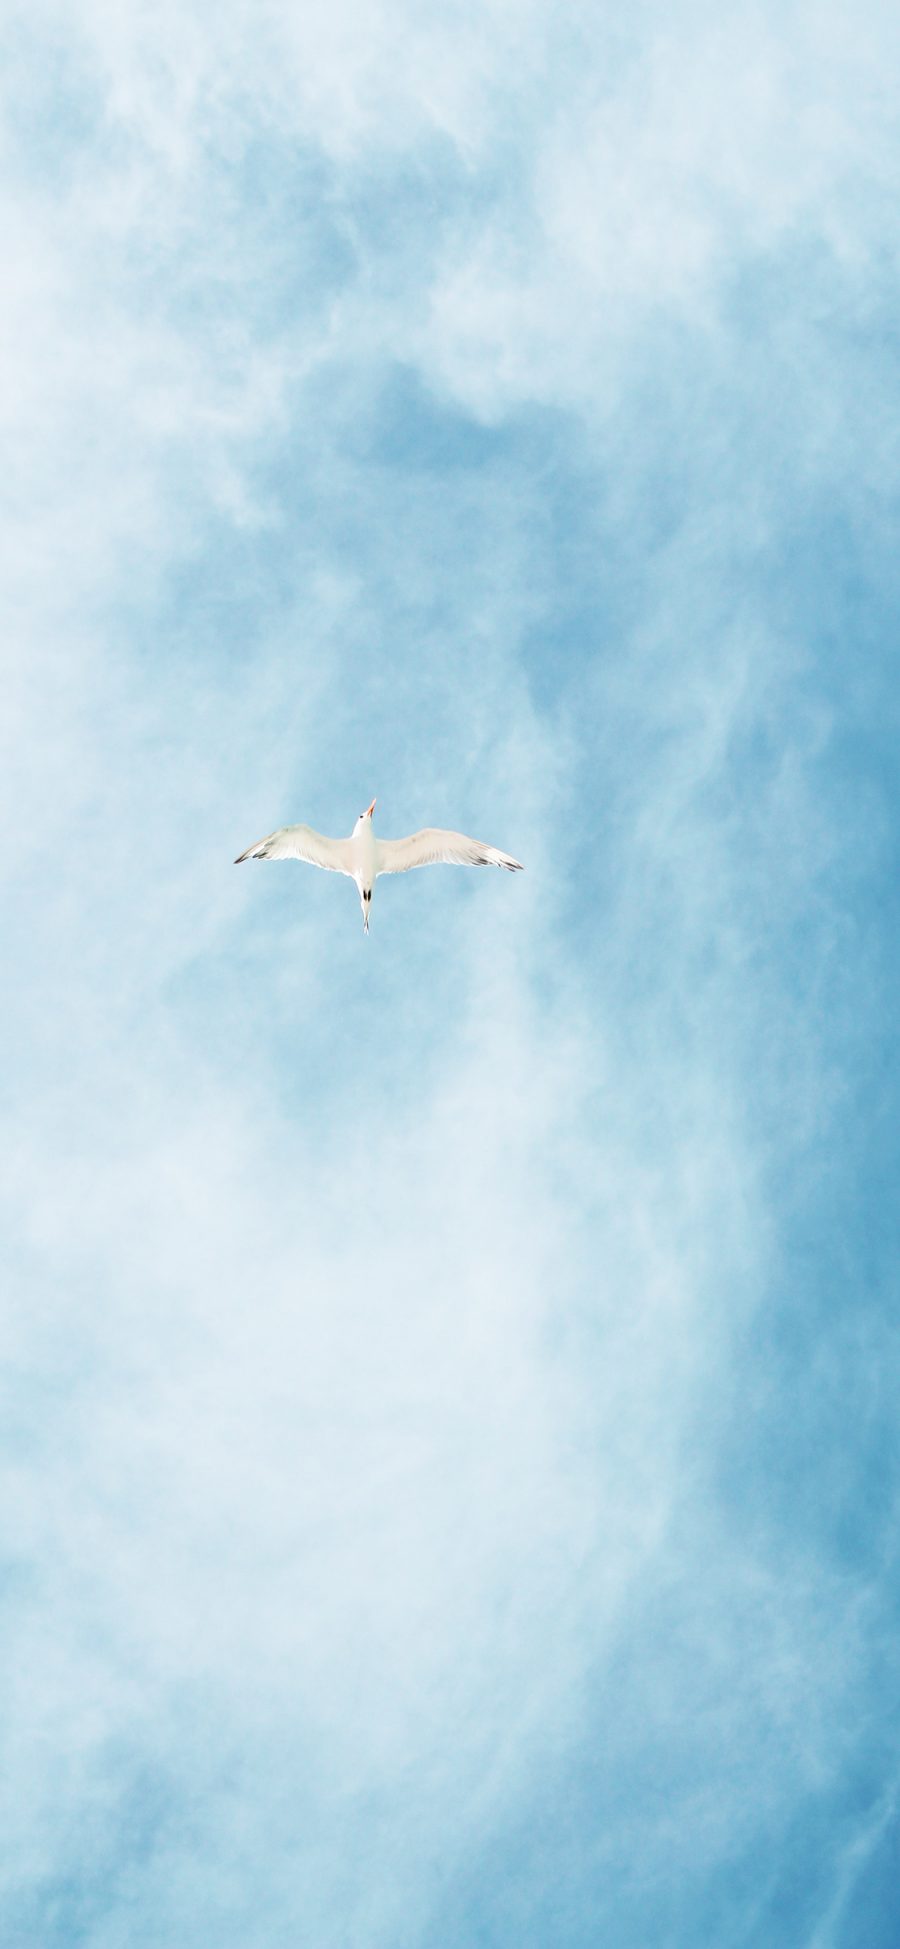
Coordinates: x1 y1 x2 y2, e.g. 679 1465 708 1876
354 798 376 831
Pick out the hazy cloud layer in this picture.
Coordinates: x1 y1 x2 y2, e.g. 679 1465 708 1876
3 2 900 1944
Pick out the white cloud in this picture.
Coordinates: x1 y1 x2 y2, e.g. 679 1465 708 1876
2 0 897 1939
412 3 900 416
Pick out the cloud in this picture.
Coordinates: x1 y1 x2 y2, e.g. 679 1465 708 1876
2 0 899 1943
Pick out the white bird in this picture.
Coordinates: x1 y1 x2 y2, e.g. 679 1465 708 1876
235 798 523 932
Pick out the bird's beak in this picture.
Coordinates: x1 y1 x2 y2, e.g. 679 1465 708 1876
365 799 376 818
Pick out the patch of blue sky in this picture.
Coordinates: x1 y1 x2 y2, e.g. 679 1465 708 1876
0 19 105 193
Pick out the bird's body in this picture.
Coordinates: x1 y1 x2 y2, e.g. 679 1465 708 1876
235 799 522 931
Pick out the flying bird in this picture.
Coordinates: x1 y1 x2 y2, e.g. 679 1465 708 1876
235 798 523 932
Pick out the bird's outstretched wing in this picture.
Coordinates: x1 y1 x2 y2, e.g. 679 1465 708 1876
375 829 523 875
234 824 354 874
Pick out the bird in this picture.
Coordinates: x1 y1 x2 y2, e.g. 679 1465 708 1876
235 798 523 932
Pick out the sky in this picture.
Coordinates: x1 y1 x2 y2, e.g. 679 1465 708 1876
3 0 900 1943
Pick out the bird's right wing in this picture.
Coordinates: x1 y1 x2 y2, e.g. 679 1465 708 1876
234 824 354 874
375 828 523 874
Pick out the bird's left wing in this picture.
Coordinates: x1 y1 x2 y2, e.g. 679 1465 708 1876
375 828 523 875
234 824 354 874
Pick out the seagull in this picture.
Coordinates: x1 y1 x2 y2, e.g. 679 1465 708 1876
235 798 523 932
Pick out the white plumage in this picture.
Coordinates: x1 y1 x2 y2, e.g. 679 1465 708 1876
235 825 350 873
235 798 523 932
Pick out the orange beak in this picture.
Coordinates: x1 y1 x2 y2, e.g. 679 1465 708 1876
365 798 376 818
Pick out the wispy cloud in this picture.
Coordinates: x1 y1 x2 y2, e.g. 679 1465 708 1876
3 0 899 1943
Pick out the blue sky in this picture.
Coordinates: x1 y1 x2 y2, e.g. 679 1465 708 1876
3 1 900 1943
